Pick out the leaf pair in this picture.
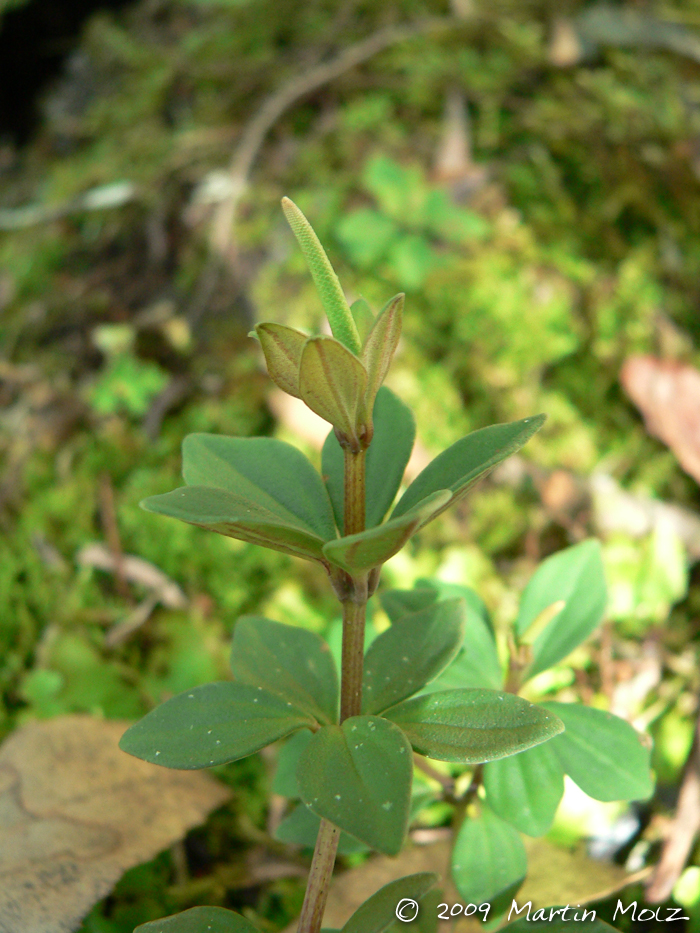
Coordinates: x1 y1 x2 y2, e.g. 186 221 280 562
119 617 337 769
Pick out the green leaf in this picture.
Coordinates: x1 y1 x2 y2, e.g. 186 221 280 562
275 802 368 855
543 702 653 801
361 293 403 412
298 336 368 440
323 387 416 531
380 587 438 623
134 907 260 933
385 689 564 763
272 728 313 797
254 322 307 397
230 616 338 724
416 578 494 635
336 209 399 269
119 682 314 769
516 540 607 679
342 873 437 933
387 235 438 291
297 716 412 855
282 197 362 354
451 806 526 905
362 599 466 714
323 489 451 573
483 741 564 836
350 296 376 342
391 416 546 525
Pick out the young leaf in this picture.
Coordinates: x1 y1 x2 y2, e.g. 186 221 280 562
230 616 339 724
282 197 362 355
380 587 438 623
254 322 307 397
391 415 546 524
297 716 412 855
416 578 494 635
451 806 526 905
323 489 451 573
298 336 368 441
361 293 403 412
362 599 466 714
543 702 653 801
516 540 607 680
275 802 368 855
323 386 416 531
483 741 564 836
350 296 375 343
384 689 564 763
119 682 315 769
135 907 261 933
341 872 437 933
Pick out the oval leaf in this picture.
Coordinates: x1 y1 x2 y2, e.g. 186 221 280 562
342 872 437 933
350 296 375 342
298 336 368 440
483 741 564 837
391 415 546 524
255 322 307 397
135 907 261 933
385 689 564 763
543 702 653 801
380 587 439 623
517 540 607 680
362 599 466 714
452 806 526 905
119 682 314 769
361 293 403 413
323 489 451 573
231 616 338 724
275 802 368 856
297 716 412 855
323 386 416 531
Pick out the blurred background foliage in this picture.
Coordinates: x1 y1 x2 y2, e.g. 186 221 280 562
2 0 700 929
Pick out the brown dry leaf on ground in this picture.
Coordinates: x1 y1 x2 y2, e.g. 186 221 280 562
620 355 700 486
0 715 231 933
281 837 647 932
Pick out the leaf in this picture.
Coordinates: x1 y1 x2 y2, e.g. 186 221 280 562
380 587 439 623
0 716 230 933
516 539 607 680
298 336 368 440
135 906 261 933
362 599 466 714
416 578 494 635
543 702 653 801
342 872 437 933
254 322 307 397
274 803 368 856
386 235 438 291
282 198 362 354
385 689 564 763
350 297 376 342
483 741 565 836
297 716 412 855
451 805 526 905
230 616 338 724
336 209 399 269
323 490 451 573
361 293 403 413
391 415 546 524
323 386 416 531
119 682 315 769
272 729 313 797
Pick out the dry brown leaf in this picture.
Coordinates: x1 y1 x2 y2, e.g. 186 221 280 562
0 715 231 933
621 355 700 486
281 837 647 932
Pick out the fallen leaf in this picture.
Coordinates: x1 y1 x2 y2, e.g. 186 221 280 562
620 355 700 486
0 715 231 933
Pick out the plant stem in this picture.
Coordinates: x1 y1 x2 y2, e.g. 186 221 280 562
297 447 368 933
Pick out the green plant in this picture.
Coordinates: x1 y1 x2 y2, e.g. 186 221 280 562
118 200 651 932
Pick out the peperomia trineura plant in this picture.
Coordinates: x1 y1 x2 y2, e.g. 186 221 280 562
119 199 651 933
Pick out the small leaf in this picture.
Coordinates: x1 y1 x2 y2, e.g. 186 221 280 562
385 689 564 763
543 702 653 801
275 803 368 855
335 208 399 269
516 540 607 680
231 616 338 724
135 907 261 933
298 336 368 441
361 293 403 413
342 872 437 933
483 742 564 837
323 387 416 531
119 682 315 769
350 297 375 343
282 197 362 354
391 415 546 524
272 729 313 797
297 716 412 855
323 490 451 573
416 578 494 635
362 599 466 714
380 587 438 623
451 806 526 905
254 322 307 397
